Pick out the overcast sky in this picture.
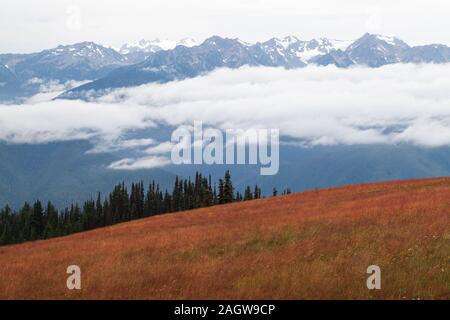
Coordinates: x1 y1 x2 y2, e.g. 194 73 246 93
1 0 450 53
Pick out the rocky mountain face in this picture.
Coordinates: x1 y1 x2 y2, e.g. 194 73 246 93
0 63 21 101
0 42 130 102
345 33 410 67
401 44 450 63
0 42 128 82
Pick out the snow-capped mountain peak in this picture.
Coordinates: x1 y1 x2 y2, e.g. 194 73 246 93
120 39 162 54
277 36 301 49
344 33 410 67
374 34 397 45
40 42 126 65
263 36 300 50
260 36 354 63
347 33 409 51
177 37 198 47
120 38 198 55
326 38 354 51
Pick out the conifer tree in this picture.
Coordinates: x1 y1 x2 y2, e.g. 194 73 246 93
223 170 234 203
272 188 278 197
244 186 253 201
43 201 59 238
30 200 44 240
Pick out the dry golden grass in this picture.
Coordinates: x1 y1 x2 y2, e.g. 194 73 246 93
0 178 449 299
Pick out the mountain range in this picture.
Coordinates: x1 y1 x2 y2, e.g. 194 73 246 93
2 33 450 102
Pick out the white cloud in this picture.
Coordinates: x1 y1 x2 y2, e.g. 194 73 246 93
144 141 176 155
99 64 450 147
0 100 156 144
108 156 171 170
2 64 450 170
88 138 156 154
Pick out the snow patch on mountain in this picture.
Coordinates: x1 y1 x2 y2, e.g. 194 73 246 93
374 34 397 46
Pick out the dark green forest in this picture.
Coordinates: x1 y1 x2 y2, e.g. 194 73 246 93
0 171 290 245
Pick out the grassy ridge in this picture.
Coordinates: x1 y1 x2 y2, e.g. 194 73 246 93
0 178 449 299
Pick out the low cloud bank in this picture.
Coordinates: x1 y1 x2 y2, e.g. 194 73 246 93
2 64 450 169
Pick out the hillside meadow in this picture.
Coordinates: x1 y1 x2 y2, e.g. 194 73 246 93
0 178 449 299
